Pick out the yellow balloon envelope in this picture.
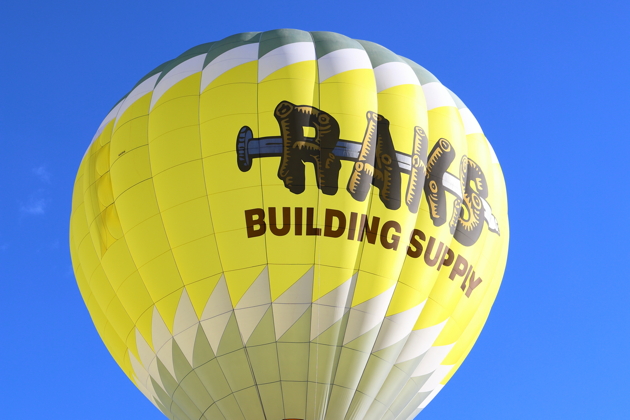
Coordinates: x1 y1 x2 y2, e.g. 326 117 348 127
70 30 509 420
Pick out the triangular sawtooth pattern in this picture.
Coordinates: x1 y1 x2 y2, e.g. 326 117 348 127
369 321 450 419
152 307 176 380
338 302 428 419
70 29 509 420
381 350 453 420
345 339 410 419
310 274 357 340
272 267 313 340
305 274 357 419
343 286 396 345
233 267 271 344
372 302 426 354
199 276 233 355
317 285 397 419
387 373 433 419
172 290 200 366
240 306 284 418
396 320 448 364
362 358 420 420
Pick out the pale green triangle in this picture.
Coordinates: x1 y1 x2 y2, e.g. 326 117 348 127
356 354 392 396
151 378 174 417
171 339 193 383
216 313 244 356
312 311 349 346
371 338 407 364
371 358 419 409
192 324 215 369
245 306 275 347
388 378 423 417
278 305 311 343
344 324 380 352
156 357 178 395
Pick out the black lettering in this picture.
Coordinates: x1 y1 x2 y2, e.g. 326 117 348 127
380 220 401 250
439 248 455 269
324 208 346 238
424 236 444 267
406 229 426 258
269 207 291 236
460 265 474 290
465 273 483 297
306 207 321 236
357 215 380 244
245 208 266 238
347 212 358 241
449 255 469 281
295 207 303 235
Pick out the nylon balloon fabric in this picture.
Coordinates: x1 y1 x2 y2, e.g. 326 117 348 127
69 30 509 420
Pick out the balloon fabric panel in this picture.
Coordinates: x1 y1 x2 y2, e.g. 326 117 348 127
70 30 509 420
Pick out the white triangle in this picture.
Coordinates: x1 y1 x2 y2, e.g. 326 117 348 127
235 304 271 344
411 344 454 377
272 267 313 339
129 350 149 388
310 274 357 340
272 303 311 339
201 312 232 354
419 365 452 393
151 307 173 353
173 289 199 334
145 376 164 408
316 273 356 307
150 55 205 109
396 320 448 364
200 275 232 321
343 286 395 345
173 290 199 365
372 301 426 353
275 267 313 304
146 356 166 393
156 338 177 380
174 324 198 366
235 267 271 309
135 328 155 369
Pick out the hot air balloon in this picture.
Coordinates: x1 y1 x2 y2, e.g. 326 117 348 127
70 29 509 420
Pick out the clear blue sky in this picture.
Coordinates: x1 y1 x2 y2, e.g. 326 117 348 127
1 1 628 419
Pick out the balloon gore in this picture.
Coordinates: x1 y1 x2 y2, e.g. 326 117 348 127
70 29 509 420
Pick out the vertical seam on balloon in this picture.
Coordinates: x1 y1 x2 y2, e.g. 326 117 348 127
395 102 477 413
105 110 157 354
134 69 195 419
308 29 321 420
196 34 267 420
322 41 380 420
193 39 245 420
83 89 154 382
376 69 451 420
386 94 489 420
314 33 353 419
422 183 506 398
350 56 430 420
252 30 281 420
235 31 272 420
